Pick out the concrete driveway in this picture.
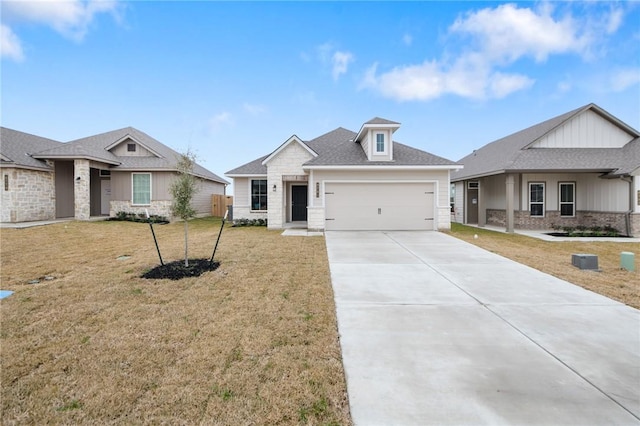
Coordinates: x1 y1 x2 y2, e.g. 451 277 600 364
325 231 640 425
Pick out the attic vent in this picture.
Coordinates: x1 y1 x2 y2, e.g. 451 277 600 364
127 143 136 152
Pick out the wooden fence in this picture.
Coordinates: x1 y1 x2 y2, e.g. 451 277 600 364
211 195 233 217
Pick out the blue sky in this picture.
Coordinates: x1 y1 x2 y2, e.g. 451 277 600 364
2 1 639 184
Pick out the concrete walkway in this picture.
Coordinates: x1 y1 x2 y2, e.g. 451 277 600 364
325 231 640 425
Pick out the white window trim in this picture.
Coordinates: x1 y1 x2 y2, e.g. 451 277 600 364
529 182 545 217
559 182 575 217
131 172 152 206
374 132 387 155
250 178 268 212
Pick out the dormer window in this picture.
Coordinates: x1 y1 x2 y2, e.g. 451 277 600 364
376 133 385 153
127 143 136 152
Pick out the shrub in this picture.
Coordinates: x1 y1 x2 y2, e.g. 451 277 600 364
232 218 268 227
111 211 169 224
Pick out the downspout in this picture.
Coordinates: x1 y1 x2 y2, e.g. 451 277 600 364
621 176 633 237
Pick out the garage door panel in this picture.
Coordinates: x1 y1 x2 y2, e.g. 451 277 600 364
325 182 434 231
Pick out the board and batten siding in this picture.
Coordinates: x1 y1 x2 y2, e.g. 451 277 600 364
520 173 629 212
532 110 634 148
191 178 225 216
453 181 464 223
110 171 174 202
109 141 156 157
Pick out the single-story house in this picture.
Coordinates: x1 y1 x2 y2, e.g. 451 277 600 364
1 126 228 223
226 118 461 231
451 103 640 237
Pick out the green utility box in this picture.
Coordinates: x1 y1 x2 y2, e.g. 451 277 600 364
620 252 635 272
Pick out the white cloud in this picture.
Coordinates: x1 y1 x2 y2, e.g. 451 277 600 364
331 51 353 80
609 68 640 92
1 24 24 61
313 43 354 81
208 112 234 133
361 3 627 102
2 0 120 61
449 3 589 63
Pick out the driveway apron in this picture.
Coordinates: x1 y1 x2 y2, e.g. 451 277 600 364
325 231 640 425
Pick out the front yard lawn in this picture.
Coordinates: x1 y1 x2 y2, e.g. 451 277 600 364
447 223 639 309
1 218 351 425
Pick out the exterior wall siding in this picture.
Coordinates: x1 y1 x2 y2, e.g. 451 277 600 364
192 178 225 216
532 110 633 148
1 168 56 222
110 140 155 157
265 142 314 229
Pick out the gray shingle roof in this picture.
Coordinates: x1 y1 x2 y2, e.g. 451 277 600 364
226 125 458 176
452 104 640 181
33 127 228 184
0 127 63 171
364 117 400 125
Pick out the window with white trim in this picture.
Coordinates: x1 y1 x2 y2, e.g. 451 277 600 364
132 173 151 205
559 182 575 217
251 179 267 211
375 133 385 153
529 182 545 217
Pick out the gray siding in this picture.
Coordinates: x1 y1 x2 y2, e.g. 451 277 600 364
55 161 74 218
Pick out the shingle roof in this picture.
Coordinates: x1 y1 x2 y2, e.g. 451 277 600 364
226 125 458 176
34 127 228 184
0 127 63 171
364 117 400 125
452 104 640 181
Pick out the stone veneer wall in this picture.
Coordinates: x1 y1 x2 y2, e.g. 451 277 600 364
74 159 91 220
110 200 173 220
487 209 629 234
307 206 324 231
1 168 56 222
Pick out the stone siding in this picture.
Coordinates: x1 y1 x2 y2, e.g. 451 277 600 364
437 206 451 231
74 159 91 220
265 141 313 229
1 168 56 222
307 206 325 231
487 209 629 234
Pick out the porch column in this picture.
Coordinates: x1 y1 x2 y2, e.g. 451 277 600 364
478 180 486 227
505 174 515 233
74 159 90 220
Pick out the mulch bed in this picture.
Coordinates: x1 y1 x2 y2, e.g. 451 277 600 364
142 258 220 280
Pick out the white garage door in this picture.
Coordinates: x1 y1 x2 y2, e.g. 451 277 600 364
325 182 435 231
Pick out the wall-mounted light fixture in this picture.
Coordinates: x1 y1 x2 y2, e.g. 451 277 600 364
75 176 81 181
272 184 277 192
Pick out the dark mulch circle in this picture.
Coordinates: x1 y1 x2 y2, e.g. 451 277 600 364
142 258 220 280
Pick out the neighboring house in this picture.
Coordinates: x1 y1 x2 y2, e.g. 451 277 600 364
1 127 228 223
226 118 461 231
451 103 640 237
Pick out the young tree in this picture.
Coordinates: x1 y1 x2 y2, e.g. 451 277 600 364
170 151 198 267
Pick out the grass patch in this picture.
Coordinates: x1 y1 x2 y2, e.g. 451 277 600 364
446 223 639 309
0 217 351 424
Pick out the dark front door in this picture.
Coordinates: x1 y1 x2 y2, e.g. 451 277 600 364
466 187 478 224
291 185 308 221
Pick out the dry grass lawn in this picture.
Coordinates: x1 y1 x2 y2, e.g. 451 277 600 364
446 223 639 309
1 218 351 425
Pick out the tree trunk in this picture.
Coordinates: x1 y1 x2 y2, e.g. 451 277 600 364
184 220 189 267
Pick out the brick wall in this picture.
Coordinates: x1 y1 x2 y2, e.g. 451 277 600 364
487 209 629 234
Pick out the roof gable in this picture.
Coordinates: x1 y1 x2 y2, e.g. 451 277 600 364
106 134 164 158
452 103 640 181
261 135 317 165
